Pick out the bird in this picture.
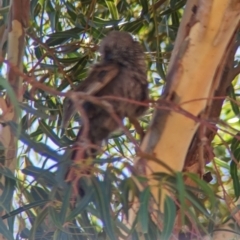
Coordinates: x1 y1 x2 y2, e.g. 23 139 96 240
63 31 149 176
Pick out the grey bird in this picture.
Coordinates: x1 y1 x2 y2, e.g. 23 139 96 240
62 31 149 160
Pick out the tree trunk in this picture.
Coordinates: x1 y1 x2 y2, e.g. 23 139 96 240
0 1 29 239
143 0 240 212
124 0 240 237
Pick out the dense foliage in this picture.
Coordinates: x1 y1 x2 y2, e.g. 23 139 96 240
1 0 240 239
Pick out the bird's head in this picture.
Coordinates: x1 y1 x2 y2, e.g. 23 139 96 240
99 31 145 67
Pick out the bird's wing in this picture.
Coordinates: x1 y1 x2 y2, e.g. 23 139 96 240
62 63 120 128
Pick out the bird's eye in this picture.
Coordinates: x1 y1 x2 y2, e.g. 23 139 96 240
104 49 113 61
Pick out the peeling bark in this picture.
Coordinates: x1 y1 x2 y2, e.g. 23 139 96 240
184 34 239 179
123 0 240 236
143 0 240 212
0 0 29 239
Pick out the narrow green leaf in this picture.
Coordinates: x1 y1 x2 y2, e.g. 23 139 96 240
170 0 178 7
171 11 180 28
9 122 61 161
140 0 148 15
19 103 51 119
228 84 240 115
213 157 230 169
29 207 48 239
49 206 64 230
40 63 58 70
57 56 83 64
0 218 14 240
46 0 56 30
156 58 166 81
121 178 133 219
233 148 240 162
0 6 9 16
161 196 176 240
231 133 240 153
65 2 77 21
186 173 216 208
39 120 68 148
0 177 15 212
45 28 82 46
59 186 71 224
138 187 150 233
66 187 94 221
105 1 119 20
34 46 43 60
46 29 80 39
185 191 210 218
92 17 122 27
31 186 49 201
230 148 240 199
122 20 143 33
113 138 124 156
22 166 56 186
2 200 49 219
68 55 88 76
176 172 185 225
93 176 117 240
